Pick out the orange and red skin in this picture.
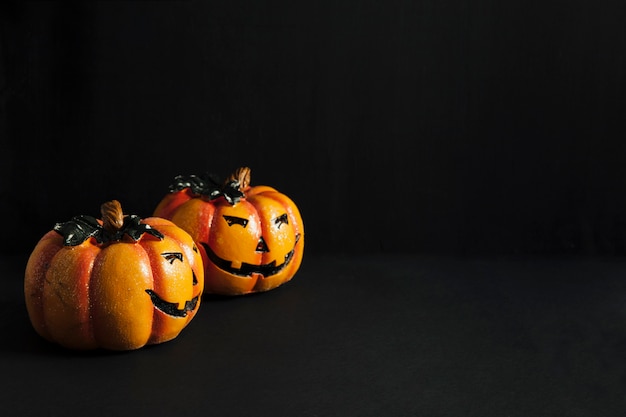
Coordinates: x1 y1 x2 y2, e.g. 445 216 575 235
154 185 304 295
24 217 204 351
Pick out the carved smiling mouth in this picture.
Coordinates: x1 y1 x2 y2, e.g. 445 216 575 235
145 271 200 318
201 234 301 278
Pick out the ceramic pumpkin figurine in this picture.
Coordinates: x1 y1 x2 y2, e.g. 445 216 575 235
24 200 204 350
154 167 304 295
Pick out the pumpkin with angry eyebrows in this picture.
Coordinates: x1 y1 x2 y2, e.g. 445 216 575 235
154 167 304 295
24 201 204 351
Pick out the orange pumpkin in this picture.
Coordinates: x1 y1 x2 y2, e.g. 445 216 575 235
24 201 204 350
154 167 304 295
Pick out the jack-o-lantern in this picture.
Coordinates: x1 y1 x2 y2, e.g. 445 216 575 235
154 167 304 295
24 201 204 350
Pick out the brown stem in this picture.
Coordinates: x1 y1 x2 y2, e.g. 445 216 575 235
226 166 251 191
101 200 125 233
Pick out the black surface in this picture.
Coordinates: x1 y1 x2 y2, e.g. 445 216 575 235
3 254 626 416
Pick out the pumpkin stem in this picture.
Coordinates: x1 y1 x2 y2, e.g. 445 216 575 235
226 166 251 191
101 200 125 233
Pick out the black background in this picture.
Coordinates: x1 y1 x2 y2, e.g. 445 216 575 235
3 2 626 416
2 0 626 257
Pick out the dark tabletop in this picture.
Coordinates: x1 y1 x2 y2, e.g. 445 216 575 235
2 253 626 416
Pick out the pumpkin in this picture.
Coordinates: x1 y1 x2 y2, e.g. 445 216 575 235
154 167 304 295
24 200 204 350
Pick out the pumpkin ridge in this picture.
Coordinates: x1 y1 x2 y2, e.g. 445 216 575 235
195 199 216 245
90 243 154 350
71 244 99 349
41 246 71 343
25 232 63 342
40 243 100 349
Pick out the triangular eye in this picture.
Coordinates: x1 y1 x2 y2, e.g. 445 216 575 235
274 213 288 229
223 215 249 228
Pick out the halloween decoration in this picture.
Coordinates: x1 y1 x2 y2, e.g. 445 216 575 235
154 167 304 295
24 200 204 350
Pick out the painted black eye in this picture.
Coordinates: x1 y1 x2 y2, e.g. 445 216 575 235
192 244 198 253
274 213 289 229
162 252 183 264
223 215 249 228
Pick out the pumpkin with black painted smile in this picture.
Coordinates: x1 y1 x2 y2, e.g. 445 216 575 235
24 201 204 350
154 167 304 295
